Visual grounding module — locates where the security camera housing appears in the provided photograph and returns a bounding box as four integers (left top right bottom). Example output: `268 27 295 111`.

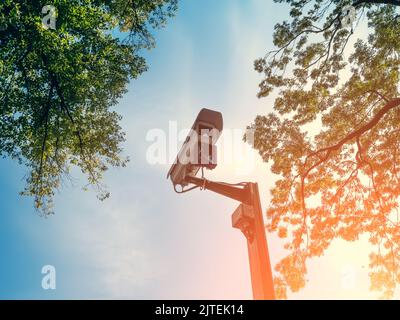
167 108 223 188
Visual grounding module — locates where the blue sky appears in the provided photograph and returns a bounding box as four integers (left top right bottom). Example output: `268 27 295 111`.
0 0 377 299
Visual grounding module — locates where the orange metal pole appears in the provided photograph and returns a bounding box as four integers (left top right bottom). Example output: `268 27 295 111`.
232 183 275 300
185 176 275 299
247 183 275 300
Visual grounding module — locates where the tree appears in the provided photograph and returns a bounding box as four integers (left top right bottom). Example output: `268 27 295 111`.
249 0 400 299
0 0 177 215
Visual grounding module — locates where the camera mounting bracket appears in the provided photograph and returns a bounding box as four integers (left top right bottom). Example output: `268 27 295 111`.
184 175 252 204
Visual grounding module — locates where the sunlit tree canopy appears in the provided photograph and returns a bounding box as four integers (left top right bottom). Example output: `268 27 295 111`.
249 0 400 299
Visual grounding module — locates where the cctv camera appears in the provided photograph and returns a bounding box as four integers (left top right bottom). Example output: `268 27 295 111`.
167 108 223 188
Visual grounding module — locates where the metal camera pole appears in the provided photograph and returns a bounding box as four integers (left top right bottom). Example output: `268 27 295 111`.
168 108 275 300
184 176 275 300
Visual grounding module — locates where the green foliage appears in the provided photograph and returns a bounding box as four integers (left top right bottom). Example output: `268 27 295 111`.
0 0 177 215
250 0 400 298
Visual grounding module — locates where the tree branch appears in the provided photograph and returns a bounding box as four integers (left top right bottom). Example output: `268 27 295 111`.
306 97 400 165
36 82 55 191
